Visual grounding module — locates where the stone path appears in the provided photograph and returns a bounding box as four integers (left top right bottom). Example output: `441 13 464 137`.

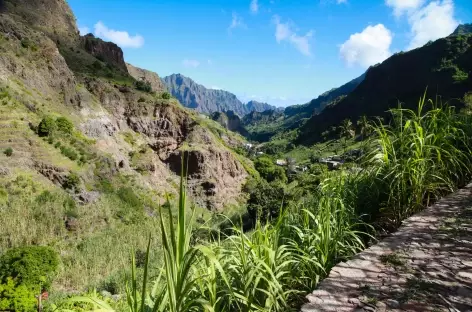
302 183 472 312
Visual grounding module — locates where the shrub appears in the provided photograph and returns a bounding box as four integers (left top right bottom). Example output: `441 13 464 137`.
56 117 74 134
35 190 56 204
135 80 152 93
54 142 61 148
37 116 56 137
161 91 171 99
117 186 141 208
254 156 287 183
4 147 13 157
0 246 60 290
0 278 36 312
64 172 80 190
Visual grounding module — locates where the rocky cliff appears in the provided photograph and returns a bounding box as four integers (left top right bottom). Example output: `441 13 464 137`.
126 63 167 93
81 34 128 73
162 73 276 116
0 0 251 211
246 100 276 113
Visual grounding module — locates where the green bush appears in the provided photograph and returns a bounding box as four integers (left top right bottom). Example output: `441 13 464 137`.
0 246 59 290
64 172 80 190
56 117 74 134
4 147 13 157
0 278 36 312
37 116 56 137
161 91 171 99
117 186 141 209
254 156 287 183
54 142 61 149
135 80 152 93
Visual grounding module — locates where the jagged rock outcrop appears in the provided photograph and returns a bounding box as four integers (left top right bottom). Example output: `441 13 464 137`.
211 111 248 136
82 34 128 73
0 0 252 210
163 73 248 115
3 0 79 45
126 63 167 93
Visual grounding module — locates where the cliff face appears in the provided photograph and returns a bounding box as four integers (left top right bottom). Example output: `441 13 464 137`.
126 63 167 93
0 0 251 211
3 0 79 45
81 34 128 73
163 74 248 115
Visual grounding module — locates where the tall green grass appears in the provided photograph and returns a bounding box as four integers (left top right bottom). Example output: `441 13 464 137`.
365 95 472 226
126 95 472 312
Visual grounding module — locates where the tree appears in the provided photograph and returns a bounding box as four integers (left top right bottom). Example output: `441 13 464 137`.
339 119 354 151
357 115 371 140
254 156 287 183
37 116 56 137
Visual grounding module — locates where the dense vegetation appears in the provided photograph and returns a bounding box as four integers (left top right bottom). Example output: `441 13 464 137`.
35 94 472 312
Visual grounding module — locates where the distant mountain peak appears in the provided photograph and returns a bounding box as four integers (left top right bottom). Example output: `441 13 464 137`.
162 73 275 115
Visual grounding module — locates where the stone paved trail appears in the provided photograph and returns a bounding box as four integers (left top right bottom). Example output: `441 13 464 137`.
302 183 472 312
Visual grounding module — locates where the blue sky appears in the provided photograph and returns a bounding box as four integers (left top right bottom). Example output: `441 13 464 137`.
69 0 472 107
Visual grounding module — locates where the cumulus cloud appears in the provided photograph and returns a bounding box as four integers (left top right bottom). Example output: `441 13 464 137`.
273 15 313 56
228 13 246 32
182 59 200 68
339 24 393 68
78 26 90 35
385 0 425 16
94 21 144 48
250 0 259 13
407 0 459 49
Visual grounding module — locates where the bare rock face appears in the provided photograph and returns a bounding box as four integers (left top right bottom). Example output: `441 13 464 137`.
126 63 167 93
3 0 79 45
82 34 128 73
167 147 248 210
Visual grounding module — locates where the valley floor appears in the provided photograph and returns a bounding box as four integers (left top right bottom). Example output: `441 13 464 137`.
301 183 472 312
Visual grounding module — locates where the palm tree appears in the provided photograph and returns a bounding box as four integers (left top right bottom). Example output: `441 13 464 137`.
339 119 354 151
357 115 370 140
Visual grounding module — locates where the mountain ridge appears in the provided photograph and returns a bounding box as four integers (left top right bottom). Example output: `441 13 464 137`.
162 73 277 115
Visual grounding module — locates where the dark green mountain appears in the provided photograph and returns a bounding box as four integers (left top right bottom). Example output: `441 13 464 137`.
453 23 472 36
242 73 365 142
296 25 472 144
162 74 276 115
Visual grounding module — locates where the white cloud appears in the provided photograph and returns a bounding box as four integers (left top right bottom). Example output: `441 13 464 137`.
182 59 200 68
273 15 313 56
339 24 393 68
407 0 458 49
94 21 144 48
78 26 90 35
228 13 246 32
386 0 425 16
337 0 348 3
250 0 259 13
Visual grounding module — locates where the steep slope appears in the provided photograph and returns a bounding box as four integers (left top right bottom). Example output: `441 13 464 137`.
0 0 253 292
297 26 472 144
126 63 167 93
163 73 248 115
162 73 276 115
246 100 277 112
210 111 248 136
242 73 365 142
